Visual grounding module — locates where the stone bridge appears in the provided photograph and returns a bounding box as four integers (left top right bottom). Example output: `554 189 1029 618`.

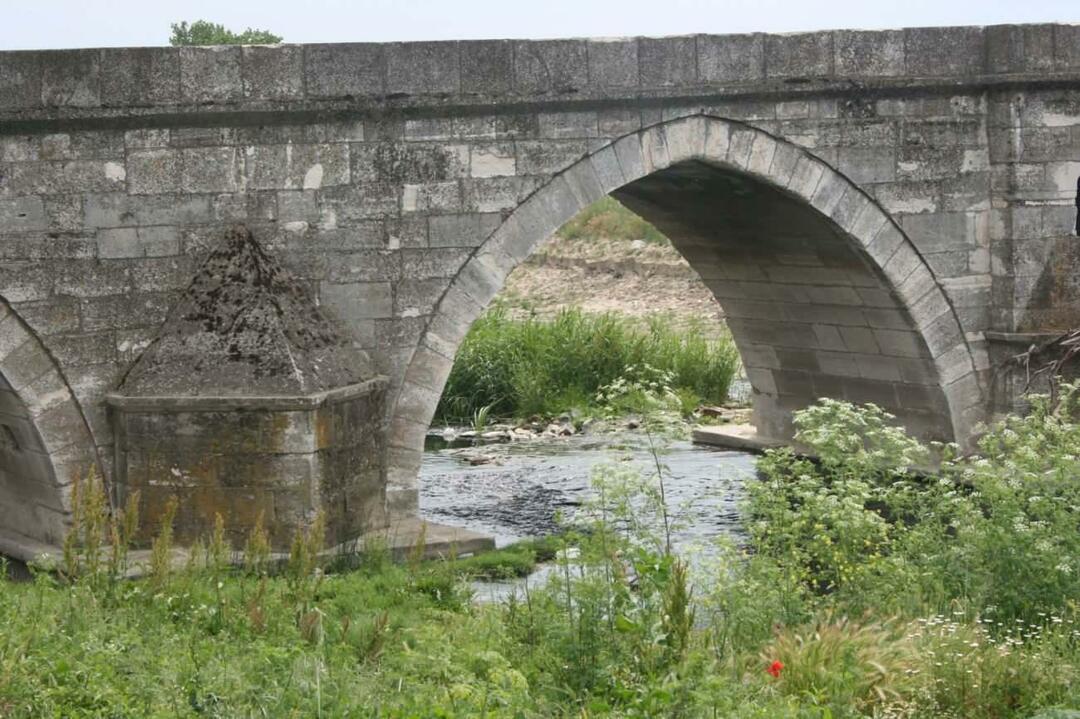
1 23 1079 551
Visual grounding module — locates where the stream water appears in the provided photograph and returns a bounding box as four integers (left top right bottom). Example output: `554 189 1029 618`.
417 430 758 600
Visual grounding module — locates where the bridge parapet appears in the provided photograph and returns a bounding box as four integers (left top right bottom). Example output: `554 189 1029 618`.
1 24 1079 124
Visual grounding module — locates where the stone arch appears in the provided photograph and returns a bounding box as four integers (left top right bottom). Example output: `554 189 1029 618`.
386 114 984 515
0 297 100 551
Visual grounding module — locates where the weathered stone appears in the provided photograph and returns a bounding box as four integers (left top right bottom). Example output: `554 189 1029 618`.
698 33 764 82
41 50 99 107
180 46 242 103
588 39 638 88
460 41 512 94
304 44 385 97
639 37 696 86
387 42 460 94
513 40 587 93
242 45 304 100
766 32 834 78
0 24 1074 549
101 48 180 105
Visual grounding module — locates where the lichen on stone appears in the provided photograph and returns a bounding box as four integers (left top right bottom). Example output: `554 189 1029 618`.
118 225 375 397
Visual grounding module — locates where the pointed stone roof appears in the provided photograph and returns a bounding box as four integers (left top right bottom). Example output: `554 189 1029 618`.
118 225 375 397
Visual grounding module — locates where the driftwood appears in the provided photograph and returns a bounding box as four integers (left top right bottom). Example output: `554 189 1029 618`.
1010 329 1080 405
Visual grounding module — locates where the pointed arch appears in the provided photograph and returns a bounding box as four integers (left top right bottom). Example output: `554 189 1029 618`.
385 114 984 514
0 297 100 552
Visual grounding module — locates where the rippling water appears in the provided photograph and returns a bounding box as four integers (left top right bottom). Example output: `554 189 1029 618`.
418 431 757 551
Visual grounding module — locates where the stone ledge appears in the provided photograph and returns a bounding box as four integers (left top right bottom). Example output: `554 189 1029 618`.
691 423 787 453
985 330 1067 346
104 376 388 412
1 518 494 574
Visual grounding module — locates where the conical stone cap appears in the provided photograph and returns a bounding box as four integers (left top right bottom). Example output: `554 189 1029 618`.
118 225 376 397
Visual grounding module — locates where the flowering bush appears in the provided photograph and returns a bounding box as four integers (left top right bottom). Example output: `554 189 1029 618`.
746 391 1080 627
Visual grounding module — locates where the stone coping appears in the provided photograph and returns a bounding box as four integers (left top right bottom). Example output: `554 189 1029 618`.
105 376 387 412
984 331 1070 346
0 24 1077 124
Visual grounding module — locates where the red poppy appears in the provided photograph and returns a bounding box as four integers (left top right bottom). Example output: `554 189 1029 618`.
766 660 784 678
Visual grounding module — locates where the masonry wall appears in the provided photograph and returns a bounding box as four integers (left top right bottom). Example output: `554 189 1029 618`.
0 23 1078 543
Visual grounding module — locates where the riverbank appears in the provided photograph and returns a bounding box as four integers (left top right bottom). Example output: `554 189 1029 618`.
5 397 1079 716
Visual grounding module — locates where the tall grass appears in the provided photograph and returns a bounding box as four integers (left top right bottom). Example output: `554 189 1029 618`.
556 196 668 245
435 306 740 422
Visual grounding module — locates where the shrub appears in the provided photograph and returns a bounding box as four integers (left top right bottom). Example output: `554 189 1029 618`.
745 392 1080 627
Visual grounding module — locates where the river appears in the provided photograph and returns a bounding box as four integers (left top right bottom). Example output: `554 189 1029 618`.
417 429 758 599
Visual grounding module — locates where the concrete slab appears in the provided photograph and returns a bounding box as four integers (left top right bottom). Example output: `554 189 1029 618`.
691 423 787 453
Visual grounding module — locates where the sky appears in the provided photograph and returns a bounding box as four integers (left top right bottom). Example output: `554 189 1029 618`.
0 0 1076 50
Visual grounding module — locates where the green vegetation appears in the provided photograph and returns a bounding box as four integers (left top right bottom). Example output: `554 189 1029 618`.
557 197 669 245
435 305 741 423
169 20 282 46
3 393 1080 716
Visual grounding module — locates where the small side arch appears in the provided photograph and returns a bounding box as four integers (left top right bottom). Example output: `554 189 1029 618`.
386 113 984 514
0 298 101 550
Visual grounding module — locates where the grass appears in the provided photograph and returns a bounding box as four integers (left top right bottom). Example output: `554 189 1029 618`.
435 306 741 423
5 395 1080 716
556 196 669 246
453 536 560 580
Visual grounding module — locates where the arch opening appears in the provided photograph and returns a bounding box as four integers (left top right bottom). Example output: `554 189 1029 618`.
386 115 983 516
0 371 68 551
0 300 100 554
612 159 951 442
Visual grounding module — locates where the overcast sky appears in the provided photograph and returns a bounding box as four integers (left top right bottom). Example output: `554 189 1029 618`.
1 0 1076 50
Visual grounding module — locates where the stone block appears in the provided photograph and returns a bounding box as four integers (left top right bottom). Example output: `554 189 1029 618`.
513 40 587 93
242 45 304 100
838 147 896 184
834 30 904 76
874 328 927 358
839 326 880 353
387 41 460 94
985 24 1055 74
401 182 463 214
639 36 696 86
460 40 512 93
539 111 599 139
179 46 242 103
470 143 516 178
462 175 544 213
126 149 182 195
785 154 826 199
428 213 494 247
0 197 46 232
101 47 180 105
399 247 472 279
588 38 638 88
900 212 972 253
352 142 466 184
766 32 833 78
698 33 764 82
320 282 393 322
394 277 450 316
904 26 984 76
0 52 41 109
180 147 242 193
1054 24 1080 71
305 44 385 97
515 140 587 175
41 49 99 107
246 143 349 190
